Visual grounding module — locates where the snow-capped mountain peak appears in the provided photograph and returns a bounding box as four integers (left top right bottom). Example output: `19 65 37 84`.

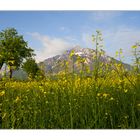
39 46 131 75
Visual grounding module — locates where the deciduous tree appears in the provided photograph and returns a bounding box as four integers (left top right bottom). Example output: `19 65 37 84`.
0 28 34 78
22 58 39 79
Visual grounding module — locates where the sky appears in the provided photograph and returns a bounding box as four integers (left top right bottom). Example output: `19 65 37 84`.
0 11 140 64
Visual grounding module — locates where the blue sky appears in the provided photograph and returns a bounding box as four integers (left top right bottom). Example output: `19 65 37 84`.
0 11 140 64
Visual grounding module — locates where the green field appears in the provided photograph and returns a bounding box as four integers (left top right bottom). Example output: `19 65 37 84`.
1 68 140 129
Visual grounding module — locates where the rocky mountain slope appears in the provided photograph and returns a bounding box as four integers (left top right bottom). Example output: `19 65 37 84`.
38 46 131 75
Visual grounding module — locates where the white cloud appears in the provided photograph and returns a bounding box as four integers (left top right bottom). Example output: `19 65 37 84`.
28 26 140 64
28 32 73 62
103 27 140 63
80 26 140 64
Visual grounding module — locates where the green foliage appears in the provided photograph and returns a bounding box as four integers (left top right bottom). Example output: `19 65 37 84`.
131 42 140 73
22 58 39 79
0 28 35 78
92 30 104 81
1 72 140 129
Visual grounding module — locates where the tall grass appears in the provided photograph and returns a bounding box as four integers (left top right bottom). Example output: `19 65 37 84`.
1 71 140 129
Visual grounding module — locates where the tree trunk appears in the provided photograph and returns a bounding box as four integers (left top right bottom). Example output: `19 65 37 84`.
0 61 4 70
9 65 13 79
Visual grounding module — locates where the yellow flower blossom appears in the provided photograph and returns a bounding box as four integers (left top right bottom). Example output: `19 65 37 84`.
110 97 114 101
15 96 20 102
0 91 5 96
124 89 128 93
103 93 109 98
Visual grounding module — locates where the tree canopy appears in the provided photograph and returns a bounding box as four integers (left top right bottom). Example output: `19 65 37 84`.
0 28 35 78
22 58 39 79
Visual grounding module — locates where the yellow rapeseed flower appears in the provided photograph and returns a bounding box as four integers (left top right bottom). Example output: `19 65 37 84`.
110 97 114 101
103 93 109 98
124 89 128 93
2 113 6 119
97 93 101 97
0 91 5 96
15 96 20 102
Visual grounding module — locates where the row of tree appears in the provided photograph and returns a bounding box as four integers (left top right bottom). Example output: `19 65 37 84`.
0 27 42 79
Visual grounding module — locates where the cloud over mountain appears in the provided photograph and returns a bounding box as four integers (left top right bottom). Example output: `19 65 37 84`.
28 32 73 62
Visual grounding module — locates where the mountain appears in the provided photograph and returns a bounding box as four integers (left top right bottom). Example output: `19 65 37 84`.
38 46 132 75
